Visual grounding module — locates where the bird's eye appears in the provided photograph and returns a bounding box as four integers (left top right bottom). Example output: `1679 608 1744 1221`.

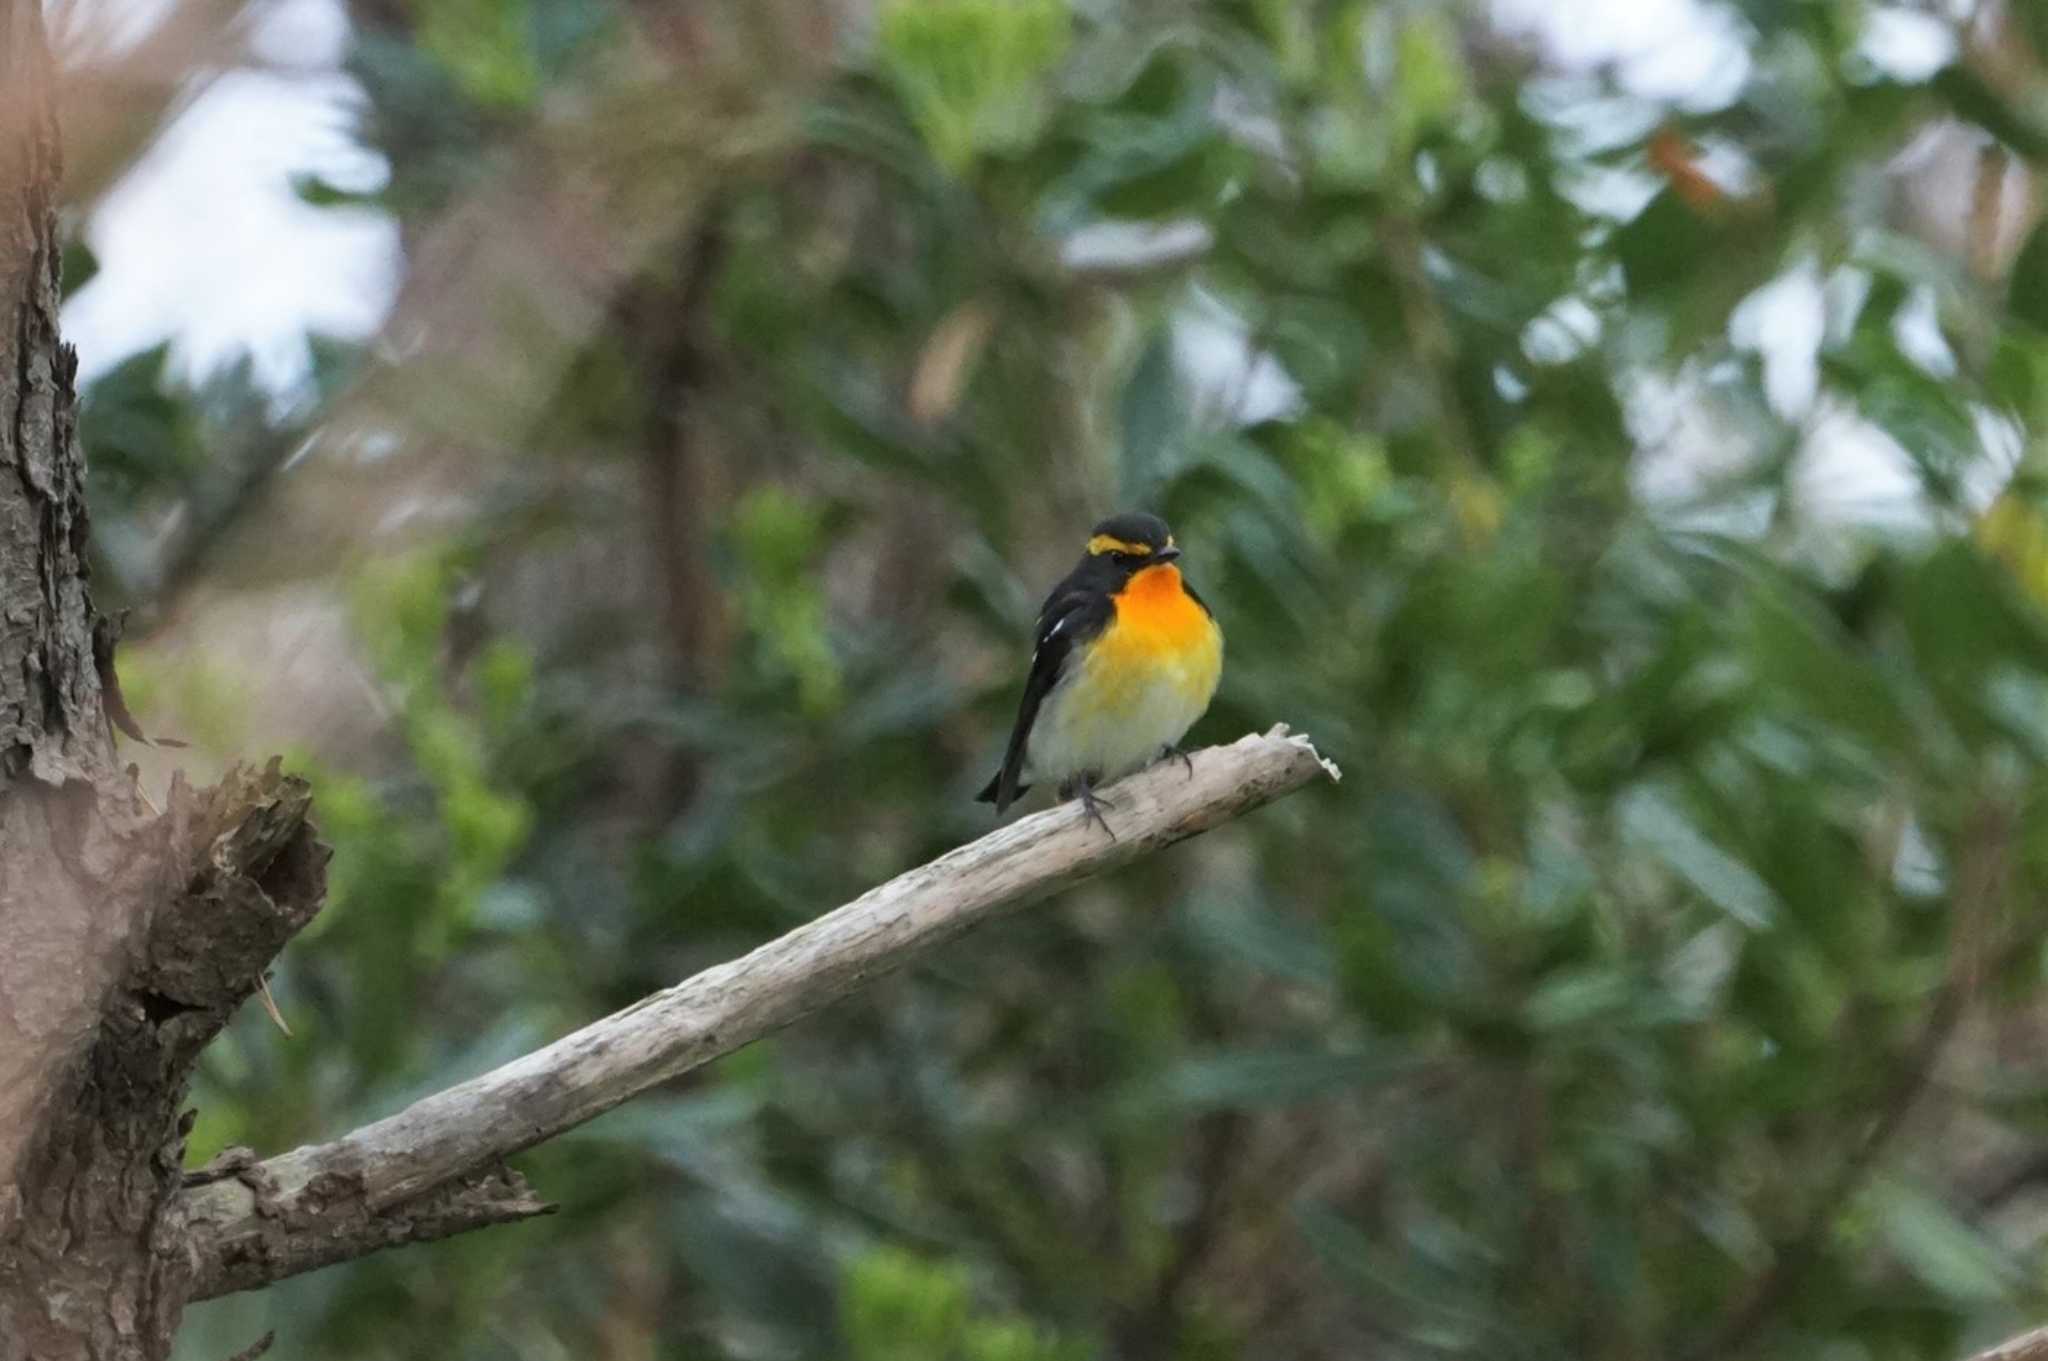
1114 552 1140 568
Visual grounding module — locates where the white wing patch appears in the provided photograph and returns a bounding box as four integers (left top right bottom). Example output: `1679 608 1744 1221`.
1032 616 1069 667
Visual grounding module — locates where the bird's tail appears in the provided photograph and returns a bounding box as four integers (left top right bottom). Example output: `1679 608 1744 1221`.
974 772 1030 810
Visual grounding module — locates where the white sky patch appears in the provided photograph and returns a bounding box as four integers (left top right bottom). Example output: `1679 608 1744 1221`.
1522 295 1603 366
1730 265 1825 421
1893 286 1958 378
1491 0 1752 111
1965 406 2026 512
1172 291 1303 428
246 0 351 64
1790 405 1929 538
1627 361 1774 519
1822 267 1873 347
1852 7 1958 82
61 0 398 391
1059 220 1214 275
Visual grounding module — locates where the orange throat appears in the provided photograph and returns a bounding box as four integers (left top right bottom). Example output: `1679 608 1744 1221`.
1112 564 1210 652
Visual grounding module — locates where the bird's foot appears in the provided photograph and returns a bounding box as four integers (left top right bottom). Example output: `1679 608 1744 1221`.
1160 744 1195 779
1067 776 1117 841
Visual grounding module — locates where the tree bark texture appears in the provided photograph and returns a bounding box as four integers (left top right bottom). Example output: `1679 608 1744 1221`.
0 5 332 1357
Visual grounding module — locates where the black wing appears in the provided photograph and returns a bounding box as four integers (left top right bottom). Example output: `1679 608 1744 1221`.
977 581 1112 813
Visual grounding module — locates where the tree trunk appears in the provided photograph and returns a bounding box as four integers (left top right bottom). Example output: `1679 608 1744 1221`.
0 0 159 1353
0 6 329 1357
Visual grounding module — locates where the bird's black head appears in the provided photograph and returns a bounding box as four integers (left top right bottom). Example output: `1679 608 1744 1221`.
1081 512 1180 581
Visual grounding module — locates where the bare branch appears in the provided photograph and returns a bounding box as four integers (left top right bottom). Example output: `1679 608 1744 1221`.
179 725 1340 1298
179 1153 553 1299
1970 1326 2048 1361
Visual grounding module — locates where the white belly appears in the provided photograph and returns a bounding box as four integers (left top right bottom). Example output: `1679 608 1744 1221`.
1024 639 1217 787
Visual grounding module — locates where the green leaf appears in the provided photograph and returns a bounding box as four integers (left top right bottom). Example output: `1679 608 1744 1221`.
291 173 385 210
2011 219 2048 333
1120 1048 1397 1114
1617 784 1780 929
417 0 539 109
60 238 98 298
843 1248 973 1361
1118 328 1186 492
1179 894 1334 985
2021 0 2048 64
1868 1178 2021 1304
876 0 1071 175
1932 66 2048 160
1613 191 1718 296
1522 967 1636 1031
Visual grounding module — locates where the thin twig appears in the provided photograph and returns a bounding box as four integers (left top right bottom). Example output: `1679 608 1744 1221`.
1970 141 2009 284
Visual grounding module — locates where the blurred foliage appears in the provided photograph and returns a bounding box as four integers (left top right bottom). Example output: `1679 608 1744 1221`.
59 0 2048 1357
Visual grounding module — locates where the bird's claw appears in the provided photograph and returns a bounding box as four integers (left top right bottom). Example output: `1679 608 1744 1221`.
1074 779 1118 841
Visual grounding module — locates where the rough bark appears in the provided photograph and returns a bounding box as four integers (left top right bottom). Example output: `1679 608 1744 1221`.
0 0 148 1350
0 0 99 787
0 5 332 1356
0 757 329 1361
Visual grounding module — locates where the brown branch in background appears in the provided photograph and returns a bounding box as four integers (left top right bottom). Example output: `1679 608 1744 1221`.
643 226 731 699
1118 1107 1246 1361
1970 141 2010 284
1967 1146 2048 1215
179 728 1340 1298
625 223 732 815
1377 214 1487 486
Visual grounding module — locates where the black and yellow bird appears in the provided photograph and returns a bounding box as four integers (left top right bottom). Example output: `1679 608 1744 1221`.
977 512 1223 836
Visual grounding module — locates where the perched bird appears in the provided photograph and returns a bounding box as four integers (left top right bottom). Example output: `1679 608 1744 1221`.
977 512 1223 837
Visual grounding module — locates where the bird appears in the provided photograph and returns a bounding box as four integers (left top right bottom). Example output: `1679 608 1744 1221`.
977 512 1223 838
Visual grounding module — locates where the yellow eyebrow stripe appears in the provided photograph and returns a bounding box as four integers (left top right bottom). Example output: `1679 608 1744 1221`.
1088 535 1153 556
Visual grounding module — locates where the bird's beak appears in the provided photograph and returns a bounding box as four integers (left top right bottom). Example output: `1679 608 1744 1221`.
1155 545 1182 563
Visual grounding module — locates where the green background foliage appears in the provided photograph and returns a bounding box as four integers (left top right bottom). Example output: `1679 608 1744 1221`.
60 0 2048 1356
